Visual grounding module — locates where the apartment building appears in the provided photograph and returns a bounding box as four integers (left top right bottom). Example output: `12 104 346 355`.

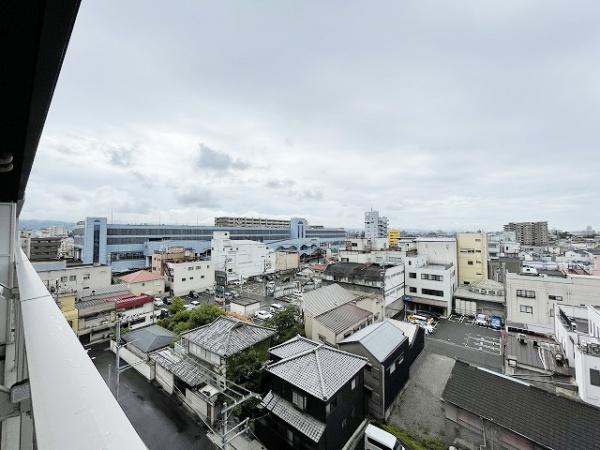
150 246 197 273
503 221 549 246
387 228 400 247
505 271 600 327
21 236 62 261
34 260 112 297
554 304 600 408
365 210 388 239
456 232 488 285
214 216 290 228
487 231 520 260
211 231 274 283
404 256 457 317
165 260 215 296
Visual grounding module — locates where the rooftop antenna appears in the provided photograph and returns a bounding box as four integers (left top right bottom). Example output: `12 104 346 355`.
110 206 113 224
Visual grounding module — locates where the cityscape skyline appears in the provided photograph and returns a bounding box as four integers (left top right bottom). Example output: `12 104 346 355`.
21 0 600 230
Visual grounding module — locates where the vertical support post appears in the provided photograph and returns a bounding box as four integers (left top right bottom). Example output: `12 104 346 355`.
115 317 120 400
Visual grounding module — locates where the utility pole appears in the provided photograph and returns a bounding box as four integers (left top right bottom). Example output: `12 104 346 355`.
115 316 121 401
222 402 228 450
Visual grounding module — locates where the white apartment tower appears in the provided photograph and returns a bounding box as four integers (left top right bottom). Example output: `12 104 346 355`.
365 210 388 239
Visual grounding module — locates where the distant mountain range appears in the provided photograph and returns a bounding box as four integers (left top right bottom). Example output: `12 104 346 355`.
19 219 76 231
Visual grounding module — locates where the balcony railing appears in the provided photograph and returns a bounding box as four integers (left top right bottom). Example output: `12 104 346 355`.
14 248 146 449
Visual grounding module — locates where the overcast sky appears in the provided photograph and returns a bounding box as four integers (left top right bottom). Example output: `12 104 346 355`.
23 1 600 231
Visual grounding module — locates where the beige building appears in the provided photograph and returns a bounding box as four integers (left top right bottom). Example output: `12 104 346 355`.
118 270 165 296
274 251 299 272
457 232 488 285
151 247 197 274
505 271 600 327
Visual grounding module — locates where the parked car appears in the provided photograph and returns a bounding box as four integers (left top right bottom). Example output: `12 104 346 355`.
189 291 200 299
153 298 164 308
232 291 240 299
205 287 215 294
190 300 200 307
254 310 273 321
229 279 241 286
489 315 503 330
269 303 284 313
162 296 172 305
184 304 195 311
158 308 169 319
365 424 406 450
475 314 489 327
224 292 234 301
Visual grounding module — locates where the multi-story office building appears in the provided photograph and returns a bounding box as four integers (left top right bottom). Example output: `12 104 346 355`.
404 256 457 317
211 231 274 283
505 271 600 327
365 210 388 239
73 216 346 272
33 260 112 297
415 237 458 267
165 260 215 296
503 221 549 246
20 236 62 261
456 232 488 285
214 216 290 228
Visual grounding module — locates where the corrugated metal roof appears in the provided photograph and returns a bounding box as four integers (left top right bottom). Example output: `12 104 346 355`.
262 391 325 443
302 283 359 317
315 303 372 334
339 320 406 363
182 316 275 357
268 340 367 400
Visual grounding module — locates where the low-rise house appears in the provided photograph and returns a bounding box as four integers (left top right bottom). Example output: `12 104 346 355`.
302 283 379 345
453 279 505 318
150 346 222 426
118 269 165 296
256 337 368 450
442 360 600 450
180 316 276 382
34 260 112 297
339 320 411 420
105 292 155 330
387 319 424 365
75 297 117 345
114 324 175 380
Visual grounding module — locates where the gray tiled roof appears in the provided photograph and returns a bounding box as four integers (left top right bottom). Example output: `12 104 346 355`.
315 303 372 334
182 316 275 357
268 339 367 400
302 283 359 317
149 347 205 387
443 361 600 450
262 391 325 443
339 320 406 363
269 335 319 360
122 325 175 353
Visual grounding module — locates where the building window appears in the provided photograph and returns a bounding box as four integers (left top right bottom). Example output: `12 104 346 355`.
326 397 337 416
196 266 201 270
409 272 416 278
60 276 68 282
517 289 536 298
181 278 186 282
286 430 294 446
520 305 533 314
201 275 205 279
351 377 357 390
409 287 417 293
421 274 443 281
69 275 76 281
467 261 474 266
189 277 194 280
549 295 563 301
422 288 444 297
389 363 396 374
83 273 90 280
292 391 306 410
590 369 600 386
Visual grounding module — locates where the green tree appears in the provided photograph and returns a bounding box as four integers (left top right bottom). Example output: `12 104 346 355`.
168 296 186 315
265 304 304 344
161 303 225 334
226 347 268 392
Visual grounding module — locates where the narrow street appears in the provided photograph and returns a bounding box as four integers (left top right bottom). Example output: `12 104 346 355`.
90 345 214 450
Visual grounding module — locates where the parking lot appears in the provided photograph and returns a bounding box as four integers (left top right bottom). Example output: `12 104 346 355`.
425 317 503 371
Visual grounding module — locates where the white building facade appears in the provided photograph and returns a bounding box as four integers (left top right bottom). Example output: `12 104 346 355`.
211 231 274 282
404 256 456 317
554 304 600 408
165 261 215 296
506 272 600 326
34 261 112 297
364 210 388 239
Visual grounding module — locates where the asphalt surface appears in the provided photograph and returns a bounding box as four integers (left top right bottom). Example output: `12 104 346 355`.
426 318 503 371
90 345 213 450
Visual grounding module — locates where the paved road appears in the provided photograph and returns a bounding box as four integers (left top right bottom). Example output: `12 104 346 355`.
90 345 213 450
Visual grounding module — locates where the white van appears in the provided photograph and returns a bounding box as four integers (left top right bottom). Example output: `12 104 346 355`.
365 424 404 450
